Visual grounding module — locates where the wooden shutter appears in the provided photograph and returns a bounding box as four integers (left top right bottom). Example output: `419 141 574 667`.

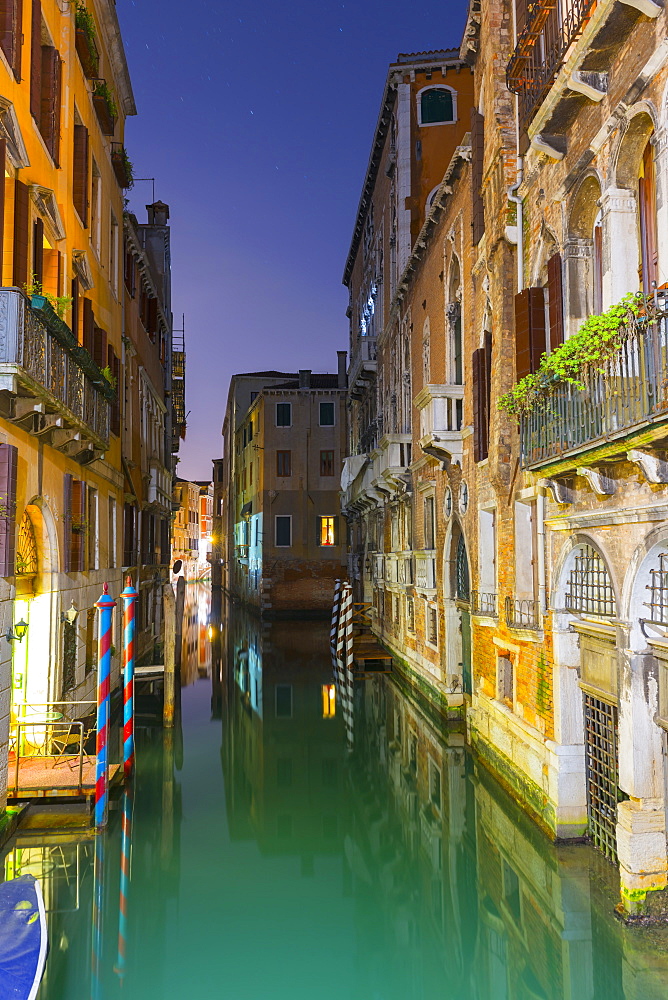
71 479 86 572
470 108 485 246
71 277 79 340
32 216 43 287
12 178 29 288
82 298 94 355
147 296 158 339
63 472 72 573
515 0 529 34
0 139 5 279
639 139 658 295
92 325 107 369
0 443 17 577
472 347 483 463
515 287 546 380
547 252 564 351
109 345 120 436
0 0 21 79
29 0 41 120
73 123 88 225
40 45 61 164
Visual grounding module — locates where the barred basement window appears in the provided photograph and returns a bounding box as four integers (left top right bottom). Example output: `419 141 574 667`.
406 596 415 632
646 553 668 624
565 545 615 617
394 595 400 626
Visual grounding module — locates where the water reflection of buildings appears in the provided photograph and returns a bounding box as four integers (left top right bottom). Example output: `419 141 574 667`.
222 613 347 861
350 674 668 1000
180 582 212 687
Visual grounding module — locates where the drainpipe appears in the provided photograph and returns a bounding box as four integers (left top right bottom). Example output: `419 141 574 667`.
508 157 524 292
537 487 546 614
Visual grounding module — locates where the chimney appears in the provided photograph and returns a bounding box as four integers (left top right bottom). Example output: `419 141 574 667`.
337 351 347 389
146 200 170 225
299 369 311 389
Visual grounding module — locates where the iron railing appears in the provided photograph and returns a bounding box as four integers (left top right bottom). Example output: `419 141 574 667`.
646 553 668 624
0 288 110 446
10 700 97 796
565 544 616 617
471 590 498 618
507 0 597 132
520 296 668 468
505 596 541 630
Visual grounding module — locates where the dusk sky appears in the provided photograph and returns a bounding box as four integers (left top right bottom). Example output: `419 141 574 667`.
117 0 469 480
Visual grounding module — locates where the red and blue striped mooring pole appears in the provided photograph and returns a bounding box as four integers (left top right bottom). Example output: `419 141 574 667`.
121 577 138 778
95 583 116 829
115 784 134 983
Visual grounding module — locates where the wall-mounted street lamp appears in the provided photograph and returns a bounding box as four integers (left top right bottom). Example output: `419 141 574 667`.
4 619 28 643
61 602 79 626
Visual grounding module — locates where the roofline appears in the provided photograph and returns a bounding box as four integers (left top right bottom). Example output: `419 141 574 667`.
98 0 137 117
342 50 468 287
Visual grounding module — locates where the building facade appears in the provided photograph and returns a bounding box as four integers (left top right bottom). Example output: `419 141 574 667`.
222 363 348 616
171 480 200 581
344 6 668 915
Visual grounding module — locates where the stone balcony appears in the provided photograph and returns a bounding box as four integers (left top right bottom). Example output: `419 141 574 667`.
148 460 172 509
348 336 377 399
0 288 111 459
375 433 412 495
414 384 464 467
414 551 436 592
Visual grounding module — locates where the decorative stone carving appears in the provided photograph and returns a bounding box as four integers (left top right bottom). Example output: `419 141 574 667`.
576 466 617 496
627 450 668 484
538 478 574 504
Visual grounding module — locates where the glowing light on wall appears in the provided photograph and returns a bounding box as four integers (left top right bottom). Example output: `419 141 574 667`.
322 684 336 718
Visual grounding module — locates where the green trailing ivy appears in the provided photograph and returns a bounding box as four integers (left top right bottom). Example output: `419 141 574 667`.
498 293 645 416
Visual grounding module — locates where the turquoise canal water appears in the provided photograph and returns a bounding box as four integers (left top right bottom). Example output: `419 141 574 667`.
7 599 668 999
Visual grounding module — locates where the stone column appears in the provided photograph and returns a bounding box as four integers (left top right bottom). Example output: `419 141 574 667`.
616 647 668 914
599 187 639 309
563 238 594 339
550 610 588 838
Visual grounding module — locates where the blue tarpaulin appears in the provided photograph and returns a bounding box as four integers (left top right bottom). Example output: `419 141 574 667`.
0 875 47 1000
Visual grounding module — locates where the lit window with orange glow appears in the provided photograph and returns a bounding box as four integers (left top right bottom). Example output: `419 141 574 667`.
322 684 336 717
319 516 336 546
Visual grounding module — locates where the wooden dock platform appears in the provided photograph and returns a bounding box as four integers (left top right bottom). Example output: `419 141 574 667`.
352 635 394 673
8 757 122 802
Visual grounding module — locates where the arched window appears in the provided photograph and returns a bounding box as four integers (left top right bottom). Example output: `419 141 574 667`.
638 136 658 294
16 511 38 577
418 87 456 126
565 544 615 617
593 209 603 315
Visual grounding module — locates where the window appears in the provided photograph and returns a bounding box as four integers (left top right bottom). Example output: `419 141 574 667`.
394 595 400 626
497 655 513 707
110 214 118 295
473 331 492 461
429 761 441 809
276 758 293 787
424 495 435 550
478 508 496 596
319 401 335 426
406 596 415 632
320 450 334 476
565 544 615 617
427 604 438 646
275 684 293 718
73 120 89 226
276 402 291 427
108 496 116 569
639 137 658 295
248 419 253 441
275 515 291 547
0 0 22 78
90 160 101 254
418 87 455 125
318 516 336 546
250 391 258 403
85 607 96 673
31 16 62 164
276 450 291 477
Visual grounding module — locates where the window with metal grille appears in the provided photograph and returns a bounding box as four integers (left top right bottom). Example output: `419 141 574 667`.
406 596 415 632
456 534 470 601
62 620 77 693
584 694 626 862
427 604 438 646
565 545 615 616
394 595 400 626
646 552 668 624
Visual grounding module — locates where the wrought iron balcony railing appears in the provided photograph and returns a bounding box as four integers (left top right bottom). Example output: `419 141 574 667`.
507 0 597 133
471 590 498 618
0 288 111 450
505 596 541 630
520 296 668 469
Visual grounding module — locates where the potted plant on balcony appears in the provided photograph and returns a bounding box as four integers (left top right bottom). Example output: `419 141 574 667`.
111 144 133 189
74 4 99 78
24 276 76 351
92 80 117 136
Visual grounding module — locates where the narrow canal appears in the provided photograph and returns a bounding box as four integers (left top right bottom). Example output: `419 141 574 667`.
7 593 668 999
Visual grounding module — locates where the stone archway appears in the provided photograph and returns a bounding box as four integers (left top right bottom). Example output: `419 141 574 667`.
565 172 603 335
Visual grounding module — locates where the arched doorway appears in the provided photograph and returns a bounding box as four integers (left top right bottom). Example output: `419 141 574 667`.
443 520 471 696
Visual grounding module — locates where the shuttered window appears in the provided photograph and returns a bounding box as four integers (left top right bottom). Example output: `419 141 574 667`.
471 108 485 245
82 298 94 355
0 443 17 577
70 477 86 572
29 0 40 120
108 344 120 436
39 44 61 164
71 277 79 340
514 287 546 382
639 138 658 295
32 216 43 287
92 324 107 370
0 0 22 79
13 178 29 288
73 123 89 225
547 252 564 351
0 139 6 276
473 331 492 463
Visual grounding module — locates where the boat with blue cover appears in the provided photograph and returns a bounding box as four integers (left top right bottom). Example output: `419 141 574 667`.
0 874 47 999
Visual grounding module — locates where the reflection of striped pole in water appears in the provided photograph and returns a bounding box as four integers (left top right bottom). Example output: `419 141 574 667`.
330 579 342 654
344 584 354 676
95 584 117 829
115 784 133 982
91 831 104 1000
336 583 349 664
121 578 138 778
